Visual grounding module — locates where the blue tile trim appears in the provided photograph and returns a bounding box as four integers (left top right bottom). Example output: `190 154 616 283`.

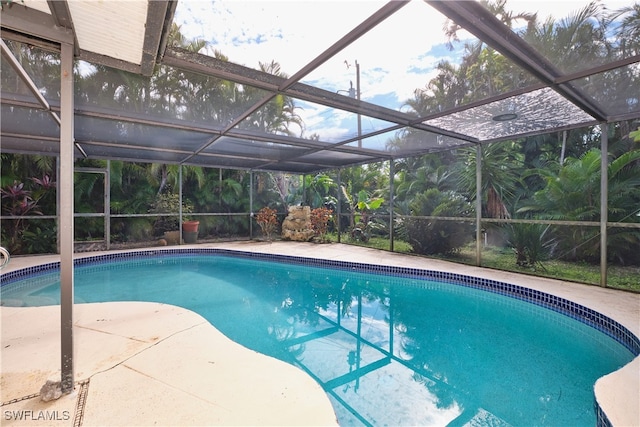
595 399 613 427
2 248 639 358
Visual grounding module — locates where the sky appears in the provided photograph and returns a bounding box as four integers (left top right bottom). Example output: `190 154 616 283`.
173 0 634 146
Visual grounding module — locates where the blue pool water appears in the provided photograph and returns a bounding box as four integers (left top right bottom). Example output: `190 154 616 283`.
1 253 635 426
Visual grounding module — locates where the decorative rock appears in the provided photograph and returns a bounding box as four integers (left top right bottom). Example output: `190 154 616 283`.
39 380 62 402
281 206 315 241
163 230 180 245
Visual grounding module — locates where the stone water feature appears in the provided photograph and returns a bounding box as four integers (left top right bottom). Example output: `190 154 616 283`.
281 206 315 241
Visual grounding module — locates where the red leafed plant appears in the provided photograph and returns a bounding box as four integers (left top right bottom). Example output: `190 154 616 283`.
1 175 56 253
256 207 278 241
310 207 333 242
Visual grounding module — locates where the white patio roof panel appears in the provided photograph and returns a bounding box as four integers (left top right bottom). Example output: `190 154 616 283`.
66 1 148 65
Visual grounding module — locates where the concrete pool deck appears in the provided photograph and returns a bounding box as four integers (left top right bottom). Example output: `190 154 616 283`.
1 241 638 426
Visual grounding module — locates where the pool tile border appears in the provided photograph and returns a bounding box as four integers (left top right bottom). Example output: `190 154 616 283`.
2 247 638 358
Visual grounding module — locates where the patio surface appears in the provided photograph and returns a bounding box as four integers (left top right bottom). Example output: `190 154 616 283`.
1 241 638 426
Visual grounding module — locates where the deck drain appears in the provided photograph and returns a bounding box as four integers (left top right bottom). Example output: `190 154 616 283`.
73 379 90 427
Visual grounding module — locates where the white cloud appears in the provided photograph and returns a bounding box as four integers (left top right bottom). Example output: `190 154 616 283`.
176 0 386 72
174 1 468 141
175 0 456 109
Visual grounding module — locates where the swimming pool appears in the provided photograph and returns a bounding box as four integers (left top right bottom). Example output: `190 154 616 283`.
1 249 638 426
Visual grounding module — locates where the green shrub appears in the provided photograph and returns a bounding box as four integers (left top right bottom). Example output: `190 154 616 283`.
149 193 193 236
503 223 557 270
405 189 475 255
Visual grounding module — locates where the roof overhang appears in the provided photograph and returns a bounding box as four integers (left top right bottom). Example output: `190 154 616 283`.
0 0 175 76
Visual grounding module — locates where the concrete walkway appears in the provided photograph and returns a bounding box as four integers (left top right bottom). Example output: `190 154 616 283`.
1 242 638 426
1 301 337 426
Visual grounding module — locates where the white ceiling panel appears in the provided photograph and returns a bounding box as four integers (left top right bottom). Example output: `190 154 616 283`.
67 0 148 65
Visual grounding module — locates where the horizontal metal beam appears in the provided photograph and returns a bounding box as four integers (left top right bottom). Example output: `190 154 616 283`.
163 47 477 144
0 4 74 45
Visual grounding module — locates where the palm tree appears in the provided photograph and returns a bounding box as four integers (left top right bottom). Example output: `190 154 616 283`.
608 3 640 57
394 153 455 204
456 142 521 219
519 148 640 262
247 61 303 136
443 0 537 49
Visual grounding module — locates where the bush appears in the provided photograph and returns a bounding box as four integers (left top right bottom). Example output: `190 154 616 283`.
405 189 475 255
256 207 278 240
149 193 193 236
504 223 557 270
310 207 333 242
1 176 56 254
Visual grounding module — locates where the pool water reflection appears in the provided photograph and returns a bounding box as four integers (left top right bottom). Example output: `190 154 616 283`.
1 254 634 426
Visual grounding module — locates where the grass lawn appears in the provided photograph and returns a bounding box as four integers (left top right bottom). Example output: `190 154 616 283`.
329 234 639 293
458 245 640 293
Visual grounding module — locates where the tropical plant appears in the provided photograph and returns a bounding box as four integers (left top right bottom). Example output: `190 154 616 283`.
297 173 337 208
344 189 386 243
21 222 57 253
394 153 456 203
503 223 557 270
310 207 333 242
255 207 278 241
149 192 193 236
0 175 56 254
456 142 521 219
520 148 640 263
405 189 475 255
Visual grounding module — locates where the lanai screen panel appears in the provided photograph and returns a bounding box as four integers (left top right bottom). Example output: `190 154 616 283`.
75 63 274 129
423 88 597 142
301 1 541 111
1 40 61 101
74 116 213 155
1 0 639 173
571 64 640 119
479 1 639 75
202 136 310 162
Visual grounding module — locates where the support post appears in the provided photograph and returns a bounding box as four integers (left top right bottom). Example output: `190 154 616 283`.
356 61 362 148
302 173 307 205
475 144 483 266
179 165 183 244
59 42 75 394
249 171 254 239
337 170 342 243
105 160 111 250
56 157 60 254
389 160 394 252
600 124 608 286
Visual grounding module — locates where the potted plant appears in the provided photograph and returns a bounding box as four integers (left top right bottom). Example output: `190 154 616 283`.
182 218 199 243
150 193 194 245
